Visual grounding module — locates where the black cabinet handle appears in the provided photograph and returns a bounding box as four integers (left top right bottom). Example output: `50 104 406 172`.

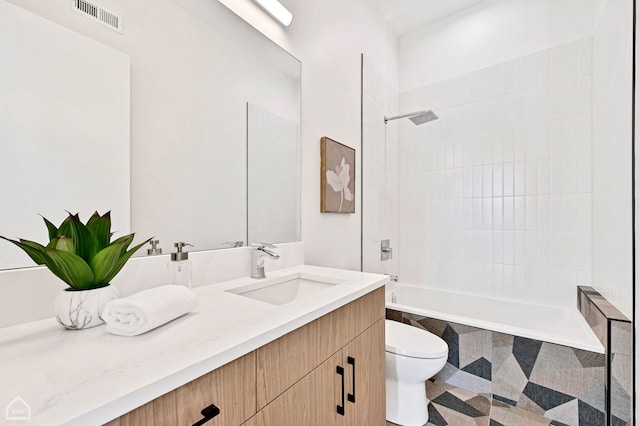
347 356 356 403
192 404 220 426
336 365 345 415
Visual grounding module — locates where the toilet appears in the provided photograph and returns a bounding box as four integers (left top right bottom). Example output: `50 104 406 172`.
385 319 449 426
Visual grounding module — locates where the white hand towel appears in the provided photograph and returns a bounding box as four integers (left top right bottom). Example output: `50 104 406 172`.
102 285 197 336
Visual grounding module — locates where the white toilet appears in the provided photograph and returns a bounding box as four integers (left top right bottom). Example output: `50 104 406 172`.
385 319 449 426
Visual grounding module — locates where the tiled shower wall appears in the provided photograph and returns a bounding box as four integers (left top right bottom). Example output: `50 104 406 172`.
398 37 594 309
362 56 399 276
591 0 633 319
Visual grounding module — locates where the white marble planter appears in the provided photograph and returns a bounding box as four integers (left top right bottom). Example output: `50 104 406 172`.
54 285 120 329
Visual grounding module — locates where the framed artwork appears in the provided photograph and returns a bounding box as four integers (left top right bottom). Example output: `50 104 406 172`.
321 137 356 213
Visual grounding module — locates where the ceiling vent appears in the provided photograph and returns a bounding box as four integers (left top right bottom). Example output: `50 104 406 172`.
72 0 122 33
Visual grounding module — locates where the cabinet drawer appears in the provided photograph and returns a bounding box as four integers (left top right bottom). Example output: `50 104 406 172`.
256 287 384 408
176 351 256 426
105 351 256 426
104 392 176 426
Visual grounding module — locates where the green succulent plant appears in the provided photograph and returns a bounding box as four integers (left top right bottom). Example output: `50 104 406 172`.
1 211 151 290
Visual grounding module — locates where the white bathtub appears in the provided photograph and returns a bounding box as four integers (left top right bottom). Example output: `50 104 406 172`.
386 284 604 354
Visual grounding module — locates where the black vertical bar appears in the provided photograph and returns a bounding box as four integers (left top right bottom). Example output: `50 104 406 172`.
336 365 345 415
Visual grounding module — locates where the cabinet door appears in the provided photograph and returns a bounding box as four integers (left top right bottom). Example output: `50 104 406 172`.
175 351 256 426
343 319 386 426
257 287 384 408
256 351 343 426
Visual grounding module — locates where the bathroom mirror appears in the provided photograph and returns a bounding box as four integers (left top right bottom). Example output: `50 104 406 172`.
0 0 301 270
0 1 130 269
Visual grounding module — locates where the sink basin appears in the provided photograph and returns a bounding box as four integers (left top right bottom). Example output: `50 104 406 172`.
227 273 342 305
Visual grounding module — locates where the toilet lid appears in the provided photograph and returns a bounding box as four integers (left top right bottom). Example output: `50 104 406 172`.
385 320 448 359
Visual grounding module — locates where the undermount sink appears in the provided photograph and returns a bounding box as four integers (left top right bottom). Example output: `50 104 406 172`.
227 273 343 305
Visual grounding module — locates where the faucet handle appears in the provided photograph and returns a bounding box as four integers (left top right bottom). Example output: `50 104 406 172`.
251 242 277 249
222 241 244 248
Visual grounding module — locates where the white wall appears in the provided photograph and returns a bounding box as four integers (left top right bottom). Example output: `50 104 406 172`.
398 38 594 308
592 0 633 319
399 0 598 91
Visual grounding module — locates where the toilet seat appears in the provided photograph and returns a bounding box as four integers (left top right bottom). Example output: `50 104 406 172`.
385 320 448 359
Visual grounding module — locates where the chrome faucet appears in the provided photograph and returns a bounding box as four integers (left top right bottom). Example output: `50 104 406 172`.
251 242 280 278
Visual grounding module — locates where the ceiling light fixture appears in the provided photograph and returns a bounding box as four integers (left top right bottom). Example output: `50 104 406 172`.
252 0 292 26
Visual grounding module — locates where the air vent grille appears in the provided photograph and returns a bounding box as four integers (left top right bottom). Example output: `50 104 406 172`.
72 0 122 33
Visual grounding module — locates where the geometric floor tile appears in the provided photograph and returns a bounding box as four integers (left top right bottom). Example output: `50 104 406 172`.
490 399 560 426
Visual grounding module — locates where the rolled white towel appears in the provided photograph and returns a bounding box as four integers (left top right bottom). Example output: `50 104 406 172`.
102 285 197 336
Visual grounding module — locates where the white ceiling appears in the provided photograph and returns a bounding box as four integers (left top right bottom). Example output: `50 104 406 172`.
376 0 489 36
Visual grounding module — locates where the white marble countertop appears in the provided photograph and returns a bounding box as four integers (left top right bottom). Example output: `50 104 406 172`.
0 265 388 425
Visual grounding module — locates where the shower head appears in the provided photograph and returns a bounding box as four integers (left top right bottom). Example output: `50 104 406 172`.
384 110 438 126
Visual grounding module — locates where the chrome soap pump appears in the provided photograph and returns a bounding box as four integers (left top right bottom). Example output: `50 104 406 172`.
168 242 193 288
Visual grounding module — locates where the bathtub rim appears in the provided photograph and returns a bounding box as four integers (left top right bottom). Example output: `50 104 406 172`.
385 283 605 354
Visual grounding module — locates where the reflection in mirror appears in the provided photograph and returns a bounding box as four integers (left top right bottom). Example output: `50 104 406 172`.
0 0 301 270
248 103 301 244
0 1 130 269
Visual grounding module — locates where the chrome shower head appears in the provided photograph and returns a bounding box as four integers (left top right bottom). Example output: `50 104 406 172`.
384 110 438 126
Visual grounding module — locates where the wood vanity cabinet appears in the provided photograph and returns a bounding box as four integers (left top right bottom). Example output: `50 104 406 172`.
104 287 385 426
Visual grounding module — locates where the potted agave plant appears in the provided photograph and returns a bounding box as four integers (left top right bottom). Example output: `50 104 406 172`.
1 211 150 330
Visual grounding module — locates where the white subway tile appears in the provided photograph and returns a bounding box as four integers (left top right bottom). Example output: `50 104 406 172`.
503 196 514 231
493 164 503 197
576 37 592 76
525 88 540 124
564 41 578 80
463 167 473 198
513 161 526 195
525 230 538 266
473 165 483 197
514 196 526 230
551 157 565 194
493 231 504 263
513 128 526 161
503 162 514 196
550 232 564 268
503 231 514 265
537 231 551 267
551 45 564 83
513 231 526 265
493 197 503 230
538 49 552 86
483 198 493 230
473 198 483 229
483 164 493 196
538 158 552 194
538 195 551 231
525 195 538 231
550 194 565 231
526 159 538 194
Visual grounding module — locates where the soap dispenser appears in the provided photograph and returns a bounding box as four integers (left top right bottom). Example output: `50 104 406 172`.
168 242 193 288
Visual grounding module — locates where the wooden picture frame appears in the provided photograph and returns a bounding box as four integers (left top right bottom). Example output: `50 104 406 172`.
320 137 356 213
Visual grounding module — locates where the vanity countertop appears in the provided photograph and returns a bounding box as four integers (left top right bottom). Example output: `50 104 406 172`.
0 265 388 425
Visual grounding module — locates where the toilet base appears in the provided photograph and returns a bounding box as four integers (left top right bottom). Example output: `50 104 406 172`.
385 377 429 426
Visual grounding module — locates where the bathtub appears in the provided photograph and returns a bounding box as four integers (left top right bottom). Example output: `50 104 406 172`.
386 283 604 353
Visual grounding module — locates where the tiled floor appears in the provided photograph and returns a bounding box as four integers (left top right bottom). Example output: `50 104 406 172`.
386 380 570 426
